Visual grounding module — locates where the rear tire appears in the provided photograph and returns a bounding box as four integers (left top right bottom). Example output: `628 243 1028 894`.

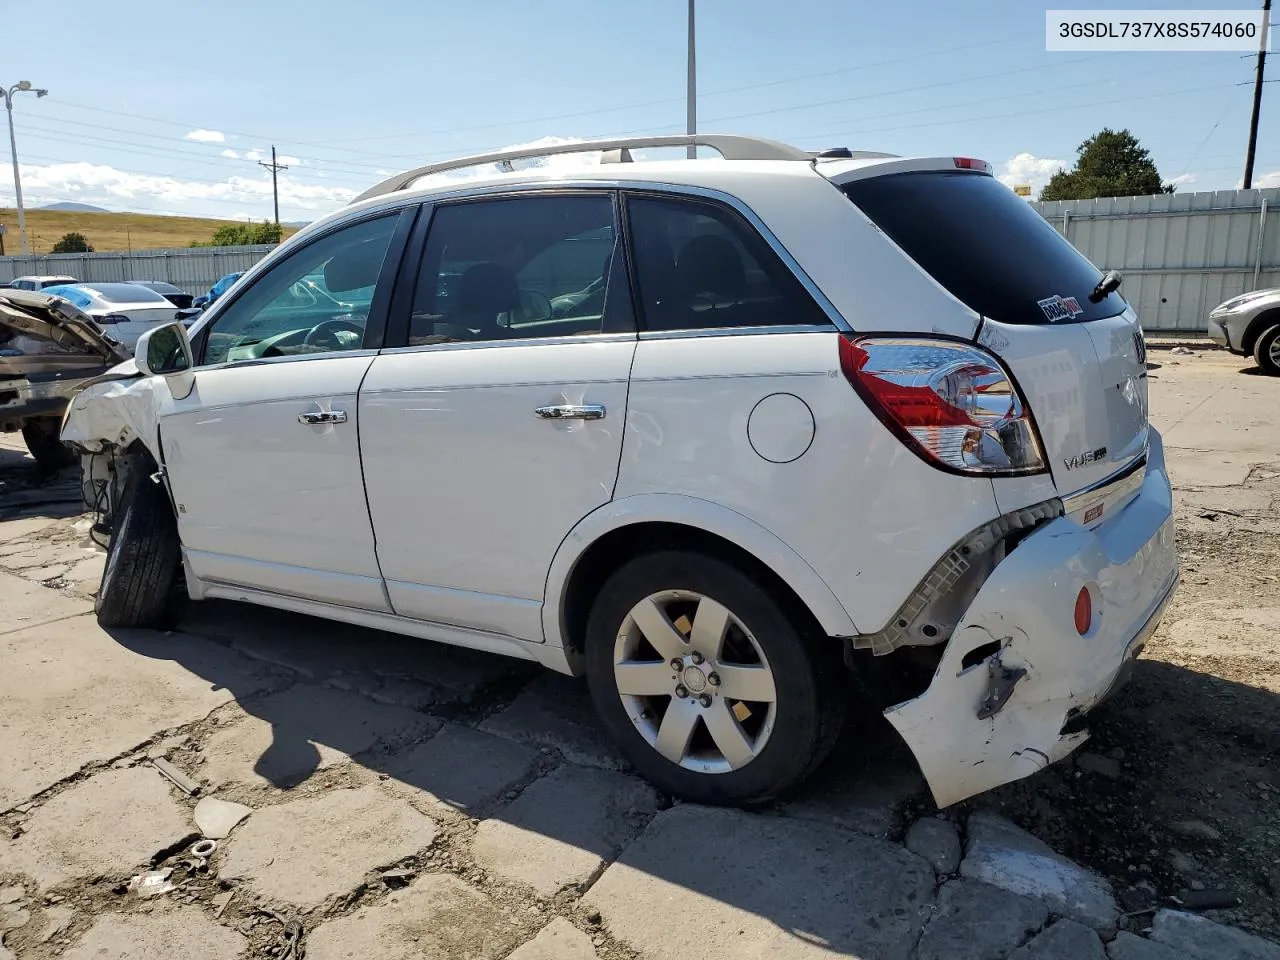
584 550 846 805
95 455 182 629
22 417 76 471
1253 325 1280 376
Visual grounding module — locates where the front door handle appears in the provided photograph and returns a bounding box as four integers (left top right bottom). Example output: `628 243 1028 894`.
535 404 605 421
298 410 348 425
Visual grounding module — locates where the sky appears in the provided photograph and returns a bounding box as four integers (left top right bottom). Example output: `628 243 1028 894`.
0 0 1276 224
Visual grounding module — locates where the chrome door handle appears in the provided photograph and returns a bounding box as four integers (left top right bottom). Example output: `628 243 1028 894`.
298 410 348 425
535 404 606 421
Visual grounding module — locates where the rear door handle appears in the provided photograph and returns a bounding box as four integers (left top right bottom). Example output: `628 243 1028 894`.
298 410 348 425
535 404 605 421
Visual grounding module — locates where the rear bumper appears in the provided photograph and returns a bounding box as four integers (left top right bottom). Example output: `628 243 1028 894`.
885 429 1179 807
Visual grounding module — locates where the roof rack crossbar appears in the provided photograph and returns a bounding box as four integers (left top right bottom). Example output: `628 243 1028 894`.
351 134 812 203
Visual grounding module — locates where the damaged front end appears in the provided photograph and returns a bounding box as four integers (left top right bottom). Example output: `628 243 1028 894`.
859 433 1179 808
0 289 129 434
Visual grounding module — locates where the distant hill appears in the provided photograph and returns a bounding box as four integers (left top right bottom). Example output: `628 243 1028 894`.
38 201 110 213
0 208 300 255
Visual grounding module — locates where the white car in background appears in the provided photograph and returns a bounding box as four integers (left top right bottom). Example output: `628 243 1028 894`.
61 134 1178 809
42 282 187 354
8 275 79 291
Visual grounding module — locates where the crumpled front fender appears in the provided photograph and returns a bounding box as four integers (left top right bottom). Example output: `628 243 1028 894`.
59 358 165 462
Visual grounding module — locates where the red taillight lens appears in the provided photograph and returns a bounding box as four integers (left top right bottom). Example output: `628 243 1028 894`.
953 157 991 173
838 336 1046 475
1074 587 1093 635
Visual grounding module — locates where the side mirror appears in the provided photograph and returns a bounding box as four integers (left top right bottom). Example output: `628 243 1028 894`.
134 322 196 400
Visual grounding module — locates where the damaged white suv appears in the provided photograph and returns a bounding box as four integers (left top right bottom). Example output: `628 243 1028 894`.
62 135 1179 808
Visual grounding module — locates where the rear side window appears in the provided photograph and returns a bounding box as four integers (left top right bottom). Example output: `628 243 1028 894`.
625 194 828 332
842 172 1124 325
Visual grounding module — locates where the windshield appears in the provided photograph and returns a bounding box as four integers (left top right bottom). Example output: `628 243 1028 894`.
842 172 1125 325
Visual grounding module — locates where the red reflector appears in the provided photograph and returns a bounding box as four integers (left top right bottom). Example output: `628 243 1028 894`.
1074 588 1093 635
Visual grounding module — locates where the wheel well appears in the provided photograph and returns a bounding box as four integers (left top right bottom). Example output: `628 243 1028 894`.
559 521 828 657
1242 308 1280 356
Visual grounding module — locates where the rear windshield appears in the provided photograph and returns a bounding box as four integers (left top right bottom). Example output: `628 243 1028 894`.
82 282 169 304
842 172 1125 325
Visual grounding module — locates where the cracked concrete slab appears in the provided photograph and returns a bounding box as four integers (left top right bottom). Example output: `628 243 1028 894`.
915 879 1048 960
0 570 90 638
961 811 1118 934
218 785 438 908
478 674 623 769
0 614 272 810
508 917 598 960
199 684 435 789
1149 909 1280 960
305 873 525 960
382 723 540 816
0 767 189 890
59 908 246 960
472 766 657 897
1107 932 1197 960
1009 919 1106 960
585 804 935 960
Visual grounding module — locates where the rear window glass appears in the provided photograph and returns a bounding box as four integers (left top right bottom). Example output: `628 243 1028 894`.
842 172 1125 325
83 282 169 304
42 285 94 309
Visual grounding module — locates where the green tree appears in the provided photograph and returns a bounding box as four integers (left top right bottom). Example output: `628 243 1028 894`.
194 221 284 247
1040 128 1174 201
51 231 93 253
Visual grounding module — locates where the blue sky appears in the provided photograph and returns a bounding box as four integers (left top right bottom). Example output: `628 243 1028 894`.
1 0 1275 222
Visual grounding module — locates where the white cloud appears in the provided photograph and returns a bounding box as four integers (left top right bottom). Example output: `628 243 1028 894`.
997 152 1066 200
244 148 265 162
277 154 302 167
414 136 602 188
3 161 356 220
220 149 240 159
1249 170 1280 188
1166 173 1197 188
184 129 226 144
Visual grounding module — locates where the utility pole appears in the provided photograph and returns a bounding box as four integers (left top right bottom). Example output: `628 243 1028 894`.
258 145 288 225
686 0 697 159
1243 0 1271 189
2 81 49 255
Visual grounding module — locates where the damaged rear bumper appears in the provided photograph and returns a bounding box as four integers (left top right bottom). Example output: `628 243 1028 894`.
1 366 113 432
884 430 1179 808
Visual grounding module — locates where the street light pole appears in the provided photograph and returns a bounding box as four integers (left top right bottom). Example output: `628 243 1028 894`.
686 0 697 159
2 81 48 256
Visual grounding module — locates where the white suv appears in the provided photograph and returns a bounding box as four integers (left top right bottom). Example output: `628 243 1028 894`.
62 135 1179 808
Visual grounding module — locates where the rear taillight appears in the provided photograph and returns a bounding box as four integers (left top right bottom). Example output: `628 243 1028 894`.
953 157 992 173
838 336 1046 476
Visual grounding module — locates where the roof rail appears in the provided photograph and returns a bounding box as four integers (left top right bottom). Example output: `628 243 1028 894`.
350 134 812 203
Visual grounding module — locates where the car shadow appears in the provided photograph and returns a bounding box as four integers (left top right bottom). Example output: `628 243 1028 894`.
0 446 84 522
1238 365 1271 376
95 594 1280 952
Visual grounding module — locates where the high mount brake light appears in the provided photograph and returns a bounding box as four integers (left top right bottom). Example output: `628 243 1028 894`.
838 336 1047 476
953 157 992 173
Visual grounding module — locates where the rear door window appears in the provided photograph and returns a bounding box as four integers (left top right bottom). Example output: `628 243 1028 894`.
842 172 1125 325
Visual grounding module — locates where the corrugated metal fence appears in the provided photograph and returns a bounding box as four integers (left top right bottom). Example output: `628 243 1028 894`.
1032 188 1279 333
3 187 1277 332
0 244 277 296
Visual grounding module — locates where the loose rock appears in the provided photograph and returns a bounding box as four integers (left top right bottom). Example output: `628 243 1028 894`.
1077 753 1123 779
916 879 1048 960
1010 919 1106 960
1168 821 1223 843
1106 932 1197 960
193 796 254 840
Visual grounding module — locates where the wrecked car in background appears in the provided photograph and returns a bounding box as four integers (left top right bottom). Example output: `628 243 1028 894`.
1 288 129 470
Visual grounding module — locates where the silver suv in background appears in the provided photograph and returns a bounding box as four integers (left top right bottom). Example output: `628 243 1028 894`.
1207 288 1280 375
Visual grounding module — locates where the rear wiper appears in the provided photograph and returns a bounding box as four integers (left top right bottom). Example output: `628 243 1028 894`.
1089 270 1123 303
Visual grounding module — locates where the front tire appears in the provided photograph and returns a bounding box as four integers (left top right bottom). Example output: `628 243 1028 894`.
584 550 846 805
1253 325 1280 376
95 456 182 629
22 418 76 471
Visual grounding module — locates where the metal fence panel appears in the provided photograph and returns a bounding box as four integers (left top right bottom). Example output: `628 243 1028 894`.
0 245 278 295
1032 188 1279 332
